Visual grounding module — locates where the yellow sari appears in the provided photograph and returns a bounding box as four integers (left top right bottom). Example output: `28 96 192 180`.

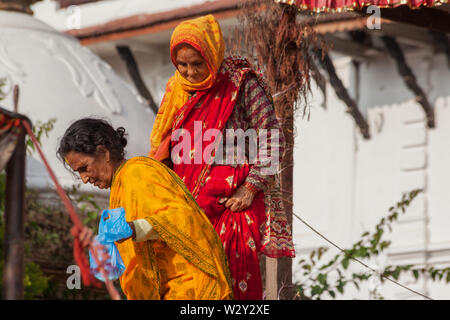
109 156 233 300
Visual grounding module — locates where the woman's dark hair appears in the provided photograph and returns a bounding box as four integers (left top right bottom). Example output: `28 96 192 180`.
57 118 128 164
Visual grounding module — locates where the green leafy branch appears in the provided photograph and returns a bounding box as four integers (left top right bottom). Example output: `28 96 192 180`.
25 118 57 154
294 189 450 300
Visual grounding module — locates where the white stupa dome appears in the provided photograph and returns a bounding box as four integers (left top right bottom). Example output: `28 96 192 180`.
0 10 155 193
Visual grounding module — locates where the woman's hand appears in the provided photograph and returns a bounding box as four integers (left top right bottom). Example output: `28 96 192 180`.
72 226 94 248
220 184 257 212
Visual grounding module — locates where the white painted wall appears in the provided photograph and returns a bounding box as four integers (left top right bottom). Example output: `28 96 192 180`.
0 11 154 194
293 50 450 300
99 44 175 107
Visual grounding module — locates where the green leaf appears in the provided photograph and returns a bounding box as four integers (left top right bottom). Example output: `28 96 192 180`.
317 247 327 259
295 285 304 296
379 241 391 250
392 268 401 280
431 270 439 281
342 258 350 270
311 285 323 297
354 247 368 258
317 273 327 285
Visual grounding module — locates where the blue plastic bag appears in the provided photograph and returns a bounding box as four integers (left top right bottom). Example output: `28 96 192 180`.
89 236 126 282
89 207 133 282
97 207 133 243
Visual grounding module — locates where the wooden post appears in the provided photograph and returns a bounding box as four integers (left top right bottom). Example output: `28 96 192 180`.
275 109 294 300
265 116 294 300
13 85 19 113
3 128 26 300
265 257 278 299
264 5 296 301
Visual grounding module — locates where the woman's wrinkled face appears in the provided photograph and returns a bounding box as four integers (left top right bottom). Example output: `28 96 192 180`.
65 147 115 190
174 44 209 84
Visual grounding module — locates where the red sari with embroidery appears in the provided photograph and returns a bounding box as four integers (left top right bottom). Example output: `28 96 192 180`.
171 57 266 299
150 15 295 300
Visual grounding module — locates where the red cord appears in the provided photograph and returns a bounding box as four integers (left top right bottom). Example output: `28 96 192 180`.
71 227 102 288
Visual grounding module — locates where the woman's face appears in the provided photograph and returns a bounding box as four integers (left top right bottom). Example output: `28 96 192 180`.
65 147 116 190
174 45 209 84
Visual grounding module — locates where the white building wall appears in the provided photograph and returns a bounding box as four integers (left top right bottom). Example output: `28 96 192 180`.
100 45 175 107
293 50 450 300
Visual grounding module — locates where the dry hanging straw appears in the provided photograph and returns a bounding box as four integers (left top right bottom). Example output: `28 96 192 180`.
227 0 327 121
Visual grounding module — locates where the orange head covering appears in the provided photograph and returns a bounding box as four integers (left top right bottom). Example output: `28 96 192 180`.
149 14 225 160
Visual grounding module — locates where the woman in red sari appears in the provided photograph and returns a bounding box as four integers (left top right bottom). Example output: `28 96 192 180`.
149 14 295 300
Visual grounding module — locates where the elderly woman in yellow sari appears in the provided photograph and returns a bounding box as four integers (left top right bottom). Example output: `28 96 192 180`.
57 118 233 300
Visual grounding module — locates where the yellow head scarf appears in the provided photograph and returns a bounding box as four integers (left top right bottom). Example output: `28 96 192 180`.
149 14 225 160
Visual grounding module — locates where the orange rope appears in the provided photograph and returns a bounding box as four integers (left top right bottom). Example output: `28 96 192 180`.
21 120 121 300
